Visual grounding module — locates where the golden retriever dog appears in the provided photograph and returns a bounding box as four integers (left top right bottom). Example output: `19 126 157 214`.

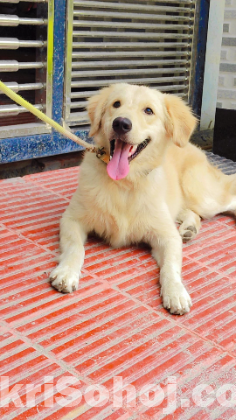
50 83 236 315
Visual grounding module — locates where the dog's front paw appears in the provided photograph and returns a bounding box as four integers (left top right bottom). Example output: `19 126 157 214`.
50 265 80 293
161 282 192 315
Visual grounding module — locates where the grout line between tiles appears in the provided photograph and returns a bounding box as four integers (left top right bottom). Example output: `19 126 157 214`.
22 178 72 203
0 319 93 386
85 269 236 361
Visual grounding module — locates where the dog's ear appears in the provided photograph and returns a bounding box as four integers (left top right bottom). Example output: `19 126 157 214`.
87 86 112 137
164 94 198 147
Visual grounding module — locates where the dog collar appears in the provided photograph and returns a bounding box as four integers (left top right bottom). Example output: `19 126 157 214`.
96 147 110 164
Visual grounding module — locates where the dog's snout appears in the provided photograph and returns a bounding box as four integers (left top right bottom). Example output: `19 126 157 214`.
112 117 132 135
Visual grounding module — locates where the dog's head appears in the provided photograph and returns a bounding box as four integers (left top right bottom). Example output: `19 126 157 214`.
87 83 197 181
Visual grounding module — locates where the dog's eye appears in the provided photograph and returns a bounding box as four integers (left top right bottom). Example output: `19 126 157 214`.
144 107 154 115
113 100 121 108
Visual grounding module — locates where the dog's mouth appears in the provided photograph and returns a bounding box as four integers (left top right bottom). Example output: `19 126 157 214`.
107 137 151 181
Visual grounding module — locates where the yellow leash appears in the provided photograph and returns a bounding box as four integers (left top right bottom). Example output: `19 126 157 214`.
0 80 109 163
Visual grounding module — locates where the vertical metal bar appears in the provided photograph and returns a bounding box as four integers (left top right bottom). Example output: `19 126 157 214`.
185 0 196 103
190 0 210 118
52 0 67 124
64 0 74 121
46 0 54 119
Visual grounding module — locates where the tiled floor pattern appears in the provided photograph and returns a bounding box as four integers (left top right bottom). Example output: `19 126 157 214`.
1 155 236 419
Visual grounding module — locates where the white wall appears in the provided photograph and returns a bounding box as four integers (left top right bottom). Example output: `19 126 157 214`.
200 0 225 130
217 0 236 110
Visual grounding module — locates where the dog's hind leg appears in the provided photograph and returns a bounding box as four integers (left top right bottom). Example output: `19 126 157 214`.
180 154 236 220
185 170 236 221
177 209 201 243
222 174 236 216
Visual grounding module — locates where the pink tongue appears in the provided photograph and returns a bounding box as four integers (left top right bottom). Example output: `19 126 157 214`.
107 139 131 180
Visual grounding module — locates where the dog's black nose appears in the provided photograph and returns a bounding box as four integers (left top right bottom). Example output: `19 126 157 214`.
112 117 132 135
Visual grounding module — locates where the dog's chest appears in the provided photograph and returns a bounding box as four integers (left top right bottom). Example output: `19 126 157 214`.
78 159 171 246
82 180 153 246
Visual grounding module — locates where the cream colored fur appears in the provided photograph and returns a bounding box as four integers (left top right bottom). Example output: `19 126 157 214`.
50 83 236 315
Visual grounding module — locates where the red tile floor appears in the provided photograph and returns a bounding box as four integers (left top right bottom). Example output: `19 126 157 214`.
0 163 236 419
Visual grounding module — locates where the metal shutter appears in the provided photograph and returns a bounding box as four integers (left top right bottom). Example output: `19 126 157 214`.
0 0 53 139
64 0 197 128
